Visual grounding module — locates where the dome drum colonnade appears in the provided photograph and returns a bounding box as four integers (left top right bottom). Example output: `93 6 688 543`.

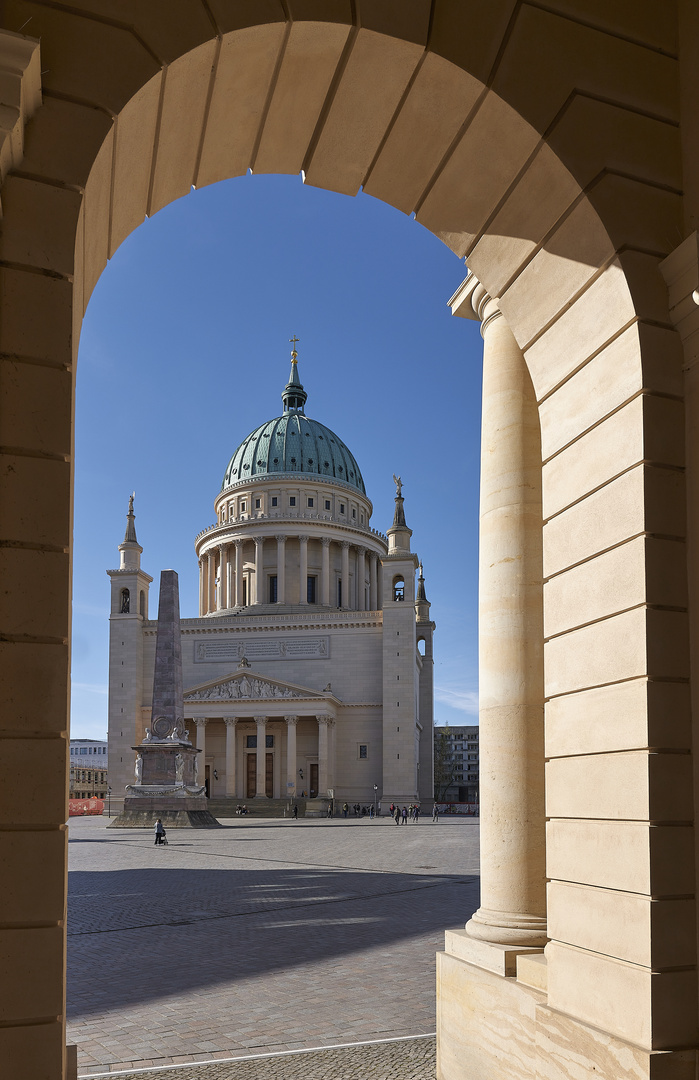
0 5 696 1080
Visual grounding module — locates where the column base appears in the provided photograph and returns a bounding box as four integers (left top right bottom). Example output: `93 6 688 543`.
437 933 696 1080
466 906 548 947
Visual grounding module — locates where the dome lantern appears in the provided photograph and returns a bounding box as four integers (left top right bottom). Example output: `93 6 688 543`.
281 336 307 413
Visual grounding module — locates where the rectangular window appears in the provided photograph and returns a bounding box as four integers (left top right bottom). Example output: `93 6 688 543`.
242 578 248 606
246 735 257 748
80 748 87 754
271 497 278 507
307 497 314 507
307 576 316 604
269 575 278 604
255 498 261 509
359 744 368 759
352 508 356 518
340 503 345 514
337 579 342 607
325 500 331 510
266 734 274 748
241 501 246 512
289 497 296 507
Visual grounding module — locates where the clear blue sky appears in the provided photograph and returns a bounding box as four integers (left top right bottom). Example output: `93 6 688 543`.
71 174 483 739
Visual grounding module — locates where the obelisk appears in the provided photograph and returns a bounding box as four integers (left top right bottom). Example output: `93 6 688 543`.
110 570 219 828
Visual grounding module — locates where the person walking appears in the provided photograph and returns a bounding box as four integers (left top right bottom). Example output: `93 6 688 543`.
292 803 298 820
154 819 165 846
343 802 349 819
432 803 439 822
327 801 333 818
389 802 395 819
394 805 401 825
401 806 408 824
414 804 420 822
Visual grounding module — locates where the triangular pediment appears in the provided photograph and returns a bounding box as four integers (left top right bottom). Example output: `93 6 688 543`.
184 668 328 703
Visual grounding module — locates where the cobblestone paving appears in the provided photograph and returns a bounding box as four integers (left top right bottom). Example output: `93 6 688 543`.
68 816 479 1076
82 1036 436 1080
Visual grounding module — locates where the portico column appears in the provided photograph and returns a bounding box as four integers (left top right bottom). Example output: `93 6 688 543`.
207 551 215 612
321 538 331 605
341 541 350 609
276 535 286 603
199 558 205 615
226 556 232 608
253 536 264 605
356 547 366 611
218 544 227 610
317 716 331 797
298 534 309 604
224 718 237 797
195 718 208 796
285 715 298 797
461 275 546 947
369 553 377 610
234 540 243 607
255 715 267 797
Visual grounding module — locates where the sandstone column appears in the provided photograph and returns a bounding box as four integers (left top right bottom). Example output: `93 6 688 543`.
224 718 237 798
207 551 215 612
195 718 208 795
255 715 267 797
299 534 309 604
464 275 546 948
234 540 244 607
317 716 331 796
276 535 286 603
218 544 227 610
198 558 205 615
321 538 331 605
356 547 366 611
370 553 378 610
285 715 298 797
341 541 350 609
253 536 264 605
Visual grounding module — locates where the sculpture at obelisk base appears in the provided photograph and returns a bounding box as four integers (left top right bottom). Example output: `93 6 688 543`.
110 569 219 828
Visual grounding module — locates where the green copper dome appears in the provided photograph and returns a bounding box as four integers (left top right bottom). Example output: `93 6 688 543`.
221 355 366 494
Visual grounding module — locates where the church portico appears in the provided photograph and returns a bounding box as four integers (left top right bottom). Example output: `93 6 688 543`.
182 667 340 803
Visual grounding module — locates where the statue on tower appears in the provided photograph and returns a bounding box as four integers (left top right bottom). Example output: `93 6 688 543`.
393 473 402 497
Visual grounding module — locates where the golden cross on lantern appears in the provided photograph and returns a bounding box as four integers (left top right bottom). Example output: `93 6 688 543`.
290 335 299 363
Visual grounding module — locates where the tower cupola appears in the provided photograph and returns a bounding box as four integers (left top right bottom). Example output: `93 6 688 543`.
119 493 142 570
387 475 413 554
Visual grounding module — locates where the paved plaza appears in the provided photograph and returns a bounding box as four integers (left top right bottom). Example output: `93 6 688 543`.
67 815 480 1077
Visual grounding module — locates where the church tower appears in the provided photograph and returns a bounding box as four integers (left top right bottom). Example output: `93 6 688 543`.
416 564 436 803
106 496 152 812
381 482 421 807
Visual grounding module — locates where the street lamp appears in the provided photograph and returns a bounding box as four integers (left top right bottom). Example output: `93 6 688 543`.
373 784 378 818
107 786 112 818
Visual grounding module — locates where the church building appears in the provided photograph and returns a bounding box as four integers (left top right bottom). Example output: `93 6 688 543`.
107 348 435 813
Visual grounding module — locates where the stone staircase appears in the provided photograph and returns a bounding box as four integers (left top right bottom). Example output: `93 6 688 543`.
206 797 329 819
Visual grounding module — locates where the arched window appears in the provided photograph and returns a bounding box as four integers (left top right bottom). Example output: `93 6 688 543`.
417 638 426 656
139 590 145 617
392 575 404 602
120 588 130 613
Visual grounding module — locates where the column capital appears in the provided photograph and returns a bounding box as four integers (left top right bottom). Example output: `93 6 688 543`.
341 540 350 550
224 717 237 728
218 542 226 553
356 546 367 556
298 534 309 544
284 715 299 726
316 714 333 726
254 714 266 725
194 717 209 727
253 535 264 545
233 537 243 548
275 534 287 543
321 537 331 548
448 272 503 338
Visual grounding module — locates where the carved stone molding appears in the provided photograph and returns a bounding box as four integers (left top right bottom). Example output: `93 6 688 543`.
285 715 299 726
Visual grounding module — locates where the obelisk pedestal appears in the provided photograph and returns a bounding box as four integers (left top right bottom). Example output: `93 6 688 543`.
110 569 219 828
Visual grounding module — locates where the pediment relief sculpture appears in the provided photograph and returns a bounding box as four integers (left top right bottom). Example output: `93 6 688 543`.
184 674 308 702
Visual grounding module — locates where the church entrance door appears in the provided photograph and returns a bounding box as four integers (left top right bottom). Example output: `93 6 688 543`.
310 763 318 798
266 753 274 798
246 754 255 799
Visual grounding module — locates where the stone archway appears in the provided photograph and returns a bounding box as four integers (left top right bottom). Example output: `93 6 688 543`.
0 6 688 1080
